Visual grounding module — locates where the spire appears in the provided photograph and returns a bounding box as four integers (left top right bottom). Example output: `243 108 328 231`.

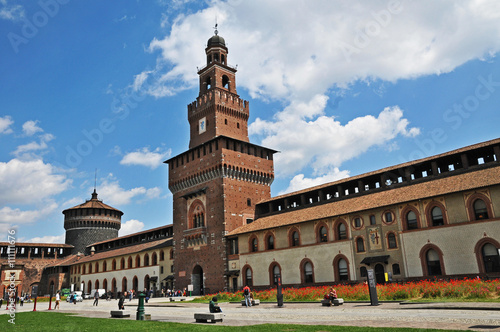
91 169 98 199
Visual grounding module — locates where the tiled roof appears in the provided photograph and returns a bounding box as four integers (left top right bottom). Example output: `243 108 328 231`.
88 224 172 247
63 191 122 213
0 242 73 248
228 166 500 236
44 254 80 267
265 137 500 202
71 238 172 265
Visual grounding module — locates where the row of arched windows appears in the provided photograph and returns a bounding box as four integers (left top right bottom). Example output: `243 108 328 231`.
402 195 493 231
73 249 173 275
242 255 351 287
81 274 152 294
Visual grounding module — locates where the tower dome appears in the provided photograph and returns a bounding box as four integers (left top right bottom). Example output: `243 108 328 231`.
63 190 122 255
207 34 225 47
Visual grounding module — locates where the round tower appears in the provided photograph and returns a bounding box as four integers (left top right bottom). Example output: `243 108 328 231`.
63 190 122 255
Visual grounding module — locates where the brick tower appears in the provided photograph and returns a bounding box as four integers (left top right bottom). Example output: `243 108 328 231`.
63 190 122 255
166 29 276 294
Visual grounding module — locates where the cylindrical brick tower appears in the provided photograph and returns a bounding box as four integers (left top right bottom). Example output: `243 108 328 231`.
63 190 122 255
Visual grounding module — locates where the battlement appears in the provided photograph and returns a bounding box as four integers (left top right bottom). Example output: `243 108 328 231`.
188 89 249 117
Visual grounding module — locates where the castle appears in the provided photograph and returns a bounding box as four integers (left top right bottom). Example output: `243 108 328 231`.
1 31 499 299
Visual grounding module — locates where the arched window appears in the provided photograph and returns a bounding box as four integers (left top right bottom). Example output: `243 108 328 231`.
160 250 165 261
122 277 127 293
383 211 394 224
270 264 281 285
88 263 92 274
250 237 258 252
112 259 116 271
318 226 328 243
387 233 397 249
356 237 365 252
431 206 444 226
266 234 275 250
133 276 138 292
360 266 367 278
426 249 442 276
482 243 500 273
144 254 150 267
152 252 158 265
205 76 212 90
120 258 125 269
337 223 347 240
128 257 133 269
474 199 489 220
95 262 99 273
338 258 348 281
170 249 174 260
103 261 107 272
392 264 401 275
352 217 363 229
95 279 99 290
88 280 92 292
243 266 253 287
222 75 229 89
302 261 314 284
291 230 300 247
103 279 108 292
82 265 86 275
406 211 418 230
135 255 141 268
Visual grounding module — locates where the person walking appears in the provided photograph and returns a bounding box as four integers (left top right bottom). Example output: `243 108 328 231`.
243 285 252 307
55 291 60 309
118 291 126 310
93 290 99 306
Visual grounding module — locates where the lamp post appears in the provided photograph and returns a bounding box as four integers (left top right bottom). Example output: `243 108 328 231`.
136 292 145 320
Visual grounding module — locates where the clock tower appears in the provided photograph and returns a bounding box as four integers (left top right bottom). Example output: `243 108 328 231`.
166 29 276 294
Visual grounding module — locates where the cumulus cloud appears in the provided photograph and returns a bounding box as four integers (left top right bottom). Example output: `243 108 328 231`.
119 219 145 237
0 159 71 205
0 115 14 134
134 0 499 191
25 234 65 244
280 169 351 195
22 120 43 136
98 177 162 206
0 202 59 224
13 133 55 159
120 146 172 169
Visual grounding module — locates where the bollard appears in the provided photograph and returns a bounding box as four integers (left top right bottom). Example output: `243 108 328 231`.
33 297 37 311
48 294 53 310
277 277 283 307
136 292 145 320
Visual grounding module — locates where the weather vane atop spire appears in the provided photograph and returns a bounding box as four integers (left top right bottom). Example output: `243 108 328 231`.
94 168 97 192
213 17 218 35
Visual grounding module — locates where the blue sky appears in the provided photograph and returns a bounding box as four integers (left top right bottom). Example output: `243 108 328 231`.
1 0 500 243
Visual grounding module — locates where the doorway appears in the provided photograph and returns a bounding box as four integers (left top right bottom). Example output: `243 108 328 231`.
192 265 204 295
375 264 385 284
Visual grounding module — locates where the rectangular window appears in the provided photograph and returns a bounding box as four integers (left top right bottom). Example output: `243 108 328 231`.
228 238 239 255
370 215 376 225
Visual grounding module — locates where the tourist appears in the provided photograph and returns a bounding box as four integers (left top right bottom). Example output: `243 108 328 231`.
93 290 99 306
243 285 252 307
328 287 337 305
118 291 126 310
209 297 222 313
55 291 60 310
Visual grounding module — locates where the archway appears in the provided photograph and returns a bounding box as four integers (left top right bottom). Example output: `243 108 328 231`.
375 264 385 284
192 265 204 295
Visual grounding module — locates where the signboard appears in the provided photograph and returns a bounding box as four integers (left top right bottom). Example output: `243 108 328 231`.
187 284 193 292
367 269 379 306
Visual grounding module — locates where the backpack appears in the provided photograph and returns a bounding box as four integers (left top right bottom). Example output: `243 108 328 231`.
244 287 249 295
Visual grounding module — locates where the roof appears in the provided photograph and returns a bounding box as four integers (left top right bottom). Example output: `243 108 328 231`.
228 166 500 236
207 34 225 47
44 254 80 268
87 224 172 247
0 242 73 248
265 137 500 202
71 238 172 265
63 190 123 214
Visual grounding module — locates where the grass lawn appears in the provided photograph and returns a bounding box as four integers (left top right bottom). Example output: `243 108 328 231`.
0 312 464 332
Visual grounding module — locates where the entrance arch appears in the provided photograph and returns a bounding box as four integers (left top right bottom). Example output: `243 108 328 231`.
375 264 385 284
192 265 204 295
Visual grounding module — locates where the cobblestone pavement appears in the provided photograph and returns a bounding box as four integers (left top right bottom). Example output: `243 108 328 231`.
2 297 500 331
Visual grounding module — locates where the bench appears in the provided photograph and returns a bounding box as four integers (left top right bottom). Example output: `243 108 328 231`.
240 299 260 306
194 312 223 323
321 298 344 306
169 297 187 302
110 310 130 318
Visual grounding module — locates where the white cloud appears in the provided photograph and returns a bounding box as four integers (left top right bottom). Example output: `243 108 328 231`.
280 169 351 195
12 133 55 159
25 234 65 244
22 120 43 136
120 146 171 169
119 219 145 237
137 0 498 190
0 202 58 224
0 115 13 134
0 1 24 21
0 159 71 205
98 177 162 206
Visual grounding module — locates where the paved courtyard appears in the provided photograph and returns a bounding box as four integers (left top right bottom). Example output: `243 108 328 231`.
2 297 500 331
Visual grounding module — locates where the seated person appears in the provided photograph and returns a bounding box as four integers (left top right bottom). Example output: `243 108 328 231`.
209 297 222 313
328 287 337 303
